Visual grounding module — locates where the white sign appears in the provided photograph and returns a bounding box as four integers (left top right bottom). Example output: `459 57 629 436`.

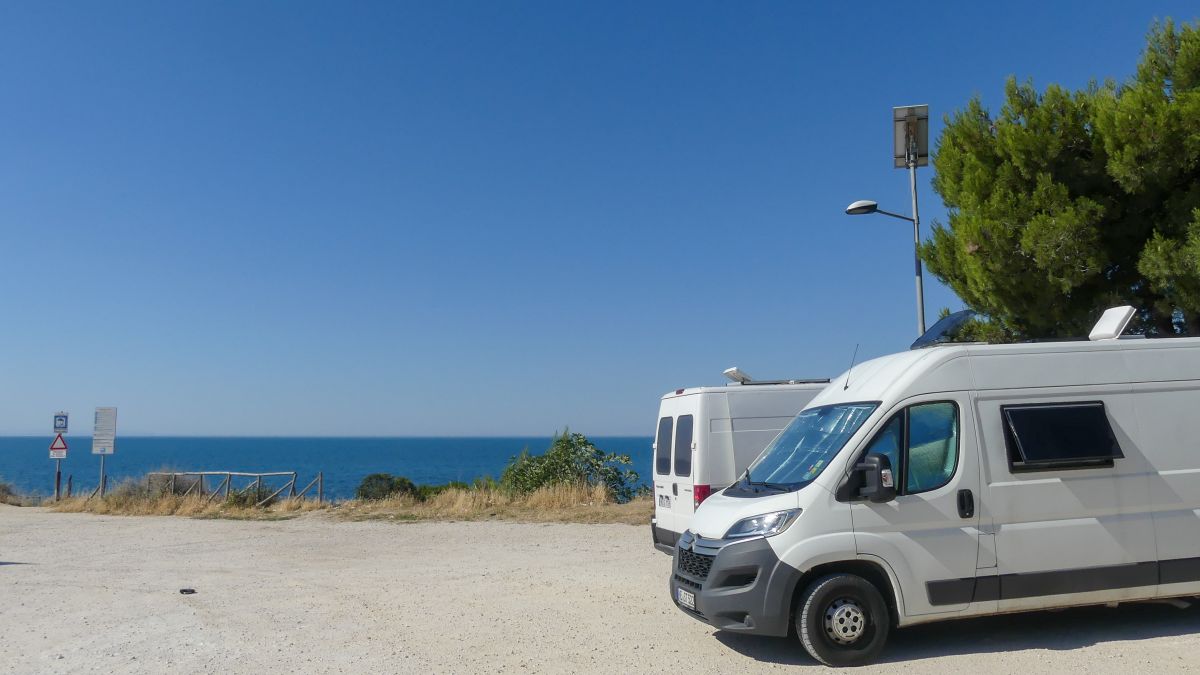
49 433 68 460
53 412 68 435
92 407 117 455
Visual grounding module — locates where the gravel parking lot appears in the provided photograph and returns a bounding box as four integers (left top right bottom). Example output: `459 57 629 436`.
3 505 1200 673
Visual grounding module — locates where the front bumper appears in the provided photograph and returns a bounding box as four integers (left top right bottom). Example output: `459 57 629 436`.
668 531 800 637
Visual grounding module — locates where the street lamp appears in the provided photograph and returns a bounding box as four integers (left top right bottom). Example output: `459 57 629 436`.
846 104 930 337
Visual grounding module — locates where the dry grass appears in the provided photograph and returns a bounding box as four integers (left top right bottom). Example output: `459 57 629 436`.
338 483 653 525
49 490 328 520
43 476 652 525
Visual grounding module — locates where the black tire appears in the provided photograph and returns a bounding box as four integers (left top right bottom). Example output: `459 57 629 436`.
796 573 890 667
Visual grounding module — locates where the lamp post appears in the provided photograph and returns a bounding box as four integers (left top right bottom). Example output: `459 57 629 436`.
846 104 929 337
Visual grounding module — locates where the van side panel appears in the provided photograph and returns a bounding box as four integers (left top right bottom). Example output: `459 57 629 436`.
975 381 1158 610
1129 381 1200 597
697 393 732 487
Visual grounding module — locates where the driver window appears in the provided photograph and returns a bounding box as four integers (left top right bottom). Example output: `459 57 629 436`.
857 402 958 497
863 414 902 476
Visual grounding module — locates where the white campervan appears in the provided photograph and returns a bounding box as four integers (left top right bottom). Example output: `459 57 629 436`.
670 307 1200 666
651 368 827 553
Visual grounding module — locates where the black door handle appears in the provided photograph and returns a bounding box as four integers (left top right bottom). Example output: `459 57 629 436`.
672 483 678 496
957 489 974 519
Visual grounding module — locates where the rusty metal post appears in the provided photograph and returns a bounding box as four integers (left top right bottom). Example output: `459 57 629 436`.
317 472 323 504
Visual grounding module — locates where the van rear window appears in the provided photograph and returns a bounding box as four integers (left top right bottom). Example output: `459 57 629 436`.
655 417 673 475
674 415 694 477
1002 402 1123 471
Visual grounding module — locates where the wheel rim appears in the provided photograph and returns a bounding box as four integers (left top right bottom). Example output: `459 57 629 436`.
824 597 867 645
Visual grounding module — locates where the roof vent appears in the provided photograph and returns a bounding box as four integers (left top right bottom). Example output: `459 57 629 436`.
723 367 752 384
1089 306 1136 341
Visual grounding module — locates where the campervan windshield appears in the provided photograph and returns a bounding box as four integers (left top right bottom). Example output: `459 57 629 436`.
740 402 878 491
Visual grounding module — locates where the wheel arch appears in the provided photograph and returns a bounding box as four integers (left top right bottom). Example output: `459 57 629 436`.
791 557 902 628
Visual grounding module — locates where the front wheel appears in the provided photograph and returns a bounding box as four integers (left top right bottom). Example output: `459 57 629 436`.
796 573 890 667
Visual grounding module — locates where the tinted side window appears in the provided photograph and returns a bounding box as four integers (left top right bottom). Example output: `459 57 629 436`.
1003 401 1123 471
906 402 958 493
655 417 673 475
674 415 694 477
863 414 903 479
855 401 958 496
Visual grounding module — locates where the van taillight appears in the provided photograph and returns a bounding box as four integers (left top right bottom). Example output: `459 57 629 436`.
694 484 712 508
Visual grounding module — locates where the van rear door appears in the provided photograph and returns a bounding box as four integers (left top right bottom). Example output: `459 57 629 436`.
670 412 696 529
653 415 675 534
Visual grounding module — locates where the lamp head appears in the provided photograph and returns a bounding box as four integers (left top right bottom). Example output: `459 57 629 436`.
845 200 878 216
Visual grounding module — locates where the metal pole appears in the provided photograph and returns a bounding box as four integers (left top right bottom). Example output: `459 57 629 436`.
908 135 926 336
55 459 62 501
99 455 107 498
67 475 73 498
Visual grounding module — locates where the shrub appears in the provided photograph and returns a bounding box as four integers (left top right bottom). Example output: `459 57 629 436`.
224 485 279 508
0 477 20 505
500 430 640 503
414 480 468 501
355 473 417 501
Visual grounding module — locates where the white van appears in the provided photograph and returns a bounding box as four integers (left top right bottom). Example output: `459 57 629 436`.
651 368 827 553
670 307 1200 666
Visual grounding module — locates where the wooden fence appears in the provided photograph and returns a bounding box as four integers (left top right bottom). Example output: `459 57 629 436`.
143 471 324 506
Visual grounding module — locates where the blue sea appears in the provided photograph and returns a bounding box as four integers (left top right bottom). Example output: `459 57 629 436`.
0 436 654 500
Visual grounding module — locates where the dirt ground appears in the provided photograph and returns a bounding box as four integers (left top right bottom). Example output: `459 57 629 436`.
3 505 1200 674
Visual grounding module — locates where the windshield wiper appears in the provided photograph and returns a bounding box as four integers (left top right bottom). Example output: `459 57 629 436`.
742 469 790 492
747 481 791 492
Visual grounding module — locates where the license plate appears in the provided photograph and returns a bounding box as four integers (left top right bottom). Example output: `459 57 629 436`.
658 494 671 508
677 587 695 610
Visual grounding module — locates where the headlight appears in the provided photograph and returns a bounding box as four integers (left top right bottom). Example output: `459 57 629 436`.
723 509 802 540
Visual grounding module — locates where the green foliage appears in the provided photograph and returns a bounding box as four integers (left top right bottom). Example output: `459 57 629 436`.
925 19 1200 338
355 473 417 501
414 480 469 501
500 430 640 503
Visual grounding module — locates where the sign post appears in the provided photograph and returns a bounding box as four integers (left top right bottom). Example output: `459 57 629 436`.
50 413 68 501
92 407 117 497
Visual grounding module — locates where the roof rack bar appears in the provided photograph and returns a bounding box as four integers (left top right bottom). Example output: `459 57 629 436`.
739 378 831 386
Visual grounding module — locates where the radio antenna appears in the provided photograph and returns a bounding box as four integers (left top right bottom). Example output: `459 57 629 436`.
844 343 860 391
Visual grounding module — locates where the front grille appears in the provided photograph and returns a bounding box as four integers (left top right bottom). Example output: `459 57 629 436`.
674 574 701 590
678 548 714 580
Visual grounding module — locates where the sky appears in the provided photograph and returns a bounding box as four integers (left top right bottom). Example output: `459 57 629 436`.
0 1 1196 436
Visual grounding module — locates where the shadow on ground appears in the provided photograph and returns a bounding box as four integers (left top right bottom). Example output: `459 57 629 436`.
716 602 1200 666
0 562 30 566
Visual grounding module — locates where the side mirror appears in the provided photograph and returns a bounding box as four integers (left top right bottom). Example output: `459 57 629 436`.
855 453 896 503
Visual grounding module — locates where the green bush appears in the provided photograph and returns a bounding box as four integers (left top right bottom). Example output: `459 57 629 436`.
500 430 640 503
413 480 469 501
224 485 279 508
355 473 417 501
